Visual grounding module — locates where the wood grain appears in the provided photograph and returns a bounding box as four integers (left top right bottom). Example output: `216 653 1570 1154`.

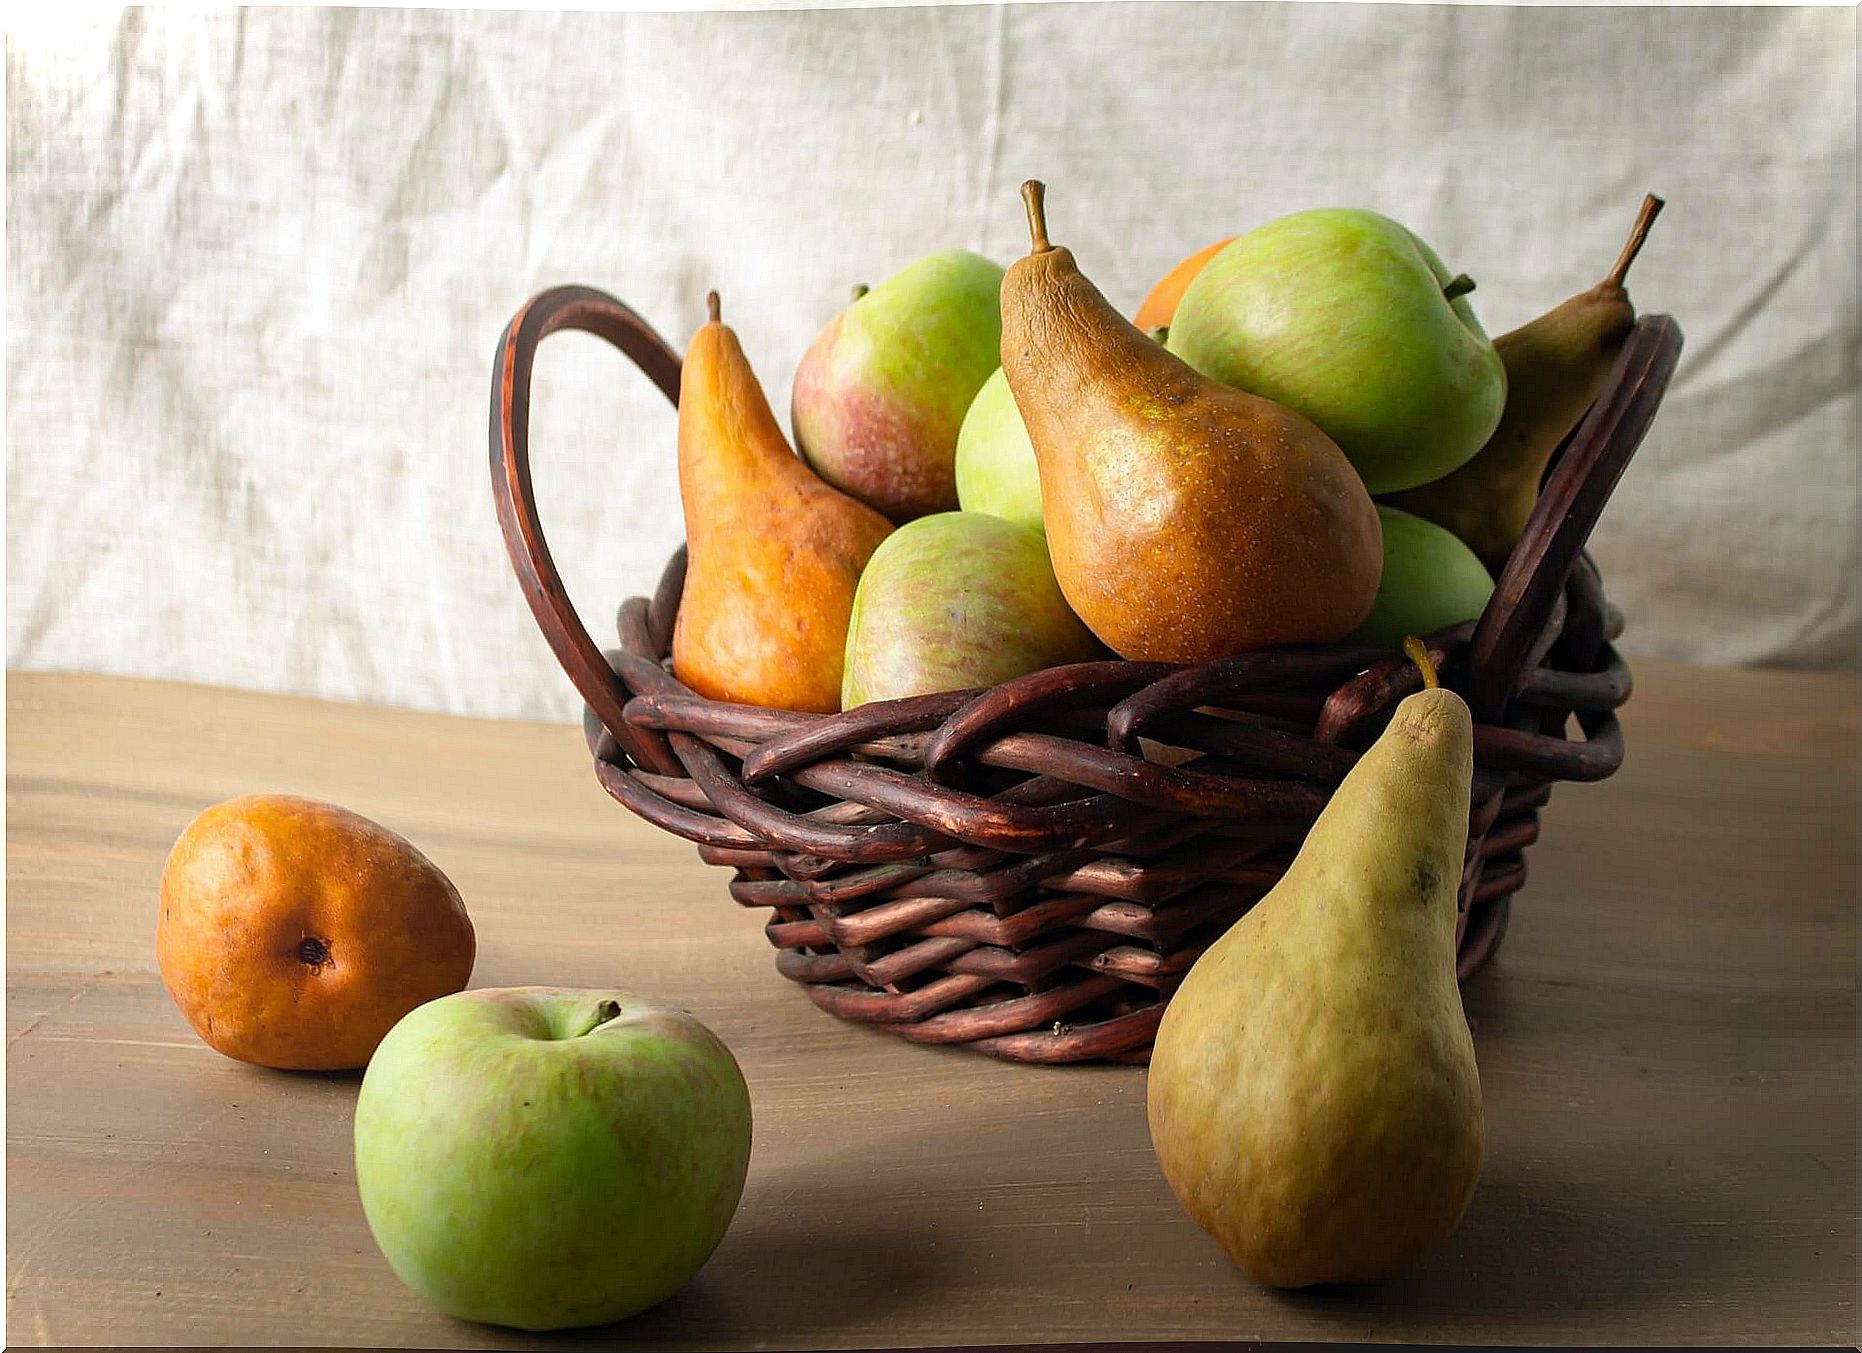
6 666 1855 1347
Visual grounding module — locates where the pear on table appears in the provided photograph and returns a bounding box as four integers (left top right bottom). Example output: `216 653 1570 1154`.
1386 194 1665 573
998 181 1382 665
1147 639 1484 1288
672 292 894 714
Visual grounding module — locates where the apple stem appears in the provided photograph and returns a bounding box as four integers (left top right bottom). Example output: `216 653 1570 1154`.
570 1000 623 1038
1403 636 1440 690
1441 274 1477 303
1021 180 1052 255
1606 193 1665 289
850 283 870 302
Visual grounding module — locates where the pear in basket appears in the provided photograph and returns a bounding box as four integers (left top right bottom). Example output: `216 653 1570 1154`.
672 292 893 713
1385 194 1664 573
998 181 1381 663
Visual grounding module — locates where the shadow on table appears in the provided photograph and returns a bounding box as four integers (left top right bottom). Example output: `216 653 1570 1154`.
544 1155 937 1349
1265 1142 1763 1336
1271 966 1846 1337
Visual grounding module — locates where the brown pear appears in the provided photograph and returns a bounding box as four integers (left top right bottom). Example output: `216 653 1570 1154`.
1387 194 1663 573
999 182 1381 664
672 293 894 712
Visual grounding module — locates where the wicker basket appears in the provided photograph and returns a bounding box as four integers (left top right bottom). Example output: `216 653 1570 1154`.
491 284 1682 1064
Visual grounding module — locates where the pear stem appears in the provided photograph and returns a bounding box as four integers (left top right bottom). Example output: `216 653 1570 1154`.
1606 193 1665 289
1442 274 1477 303
1403 636 1440 690
706 290 721 323
1021 180 1053 255
850 283 870 302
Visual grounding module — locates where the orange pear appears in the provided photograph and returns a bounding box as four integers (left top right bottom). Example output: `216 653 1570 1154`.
672 293 894 712
1133 236 1236 335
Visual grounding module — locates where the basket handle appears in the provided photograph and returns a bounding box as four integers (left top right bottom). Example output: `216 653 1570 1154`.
1464 313 1683 721
489 285 683 741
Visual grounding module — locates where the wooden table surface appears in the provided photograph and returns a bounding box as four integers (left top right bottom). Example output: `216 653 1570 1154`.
6 664 1856 1348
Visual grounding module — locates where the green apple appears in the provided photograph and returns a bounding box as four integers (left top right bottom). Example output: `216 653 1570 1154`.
354 987 751 1332
792 250 1005 522
953 368 1043 534
1347 506 1495 649
842 511 1102 708
1167 209 1506 494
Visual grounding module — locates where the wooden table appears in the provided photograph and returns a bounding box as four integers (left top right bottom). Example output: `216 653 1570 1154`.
7 665 1856 1348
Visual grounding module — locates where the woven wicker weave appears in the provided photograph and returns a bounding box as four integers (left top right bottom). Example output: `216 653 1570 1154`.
491 285 1682 1064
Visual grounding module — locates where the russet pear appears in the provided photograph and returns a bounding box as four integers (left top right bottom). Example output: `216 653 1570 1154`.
999 182 1381 664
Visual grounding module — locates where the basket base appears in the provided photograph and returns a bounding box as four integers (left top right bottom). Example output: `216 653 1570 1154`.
1456 894 1513 984
787 891 1516 1067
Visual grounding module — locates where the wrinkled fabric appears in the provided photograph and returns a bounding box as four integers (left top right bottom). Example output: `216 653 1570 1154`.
6 4 1856 722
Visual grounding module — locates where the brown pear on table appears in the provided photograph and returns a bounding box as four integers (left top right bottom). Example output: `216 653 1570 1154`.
1147 639 1483 1289
672 292 894 713
998 182 1382 664
1387 194 1664 574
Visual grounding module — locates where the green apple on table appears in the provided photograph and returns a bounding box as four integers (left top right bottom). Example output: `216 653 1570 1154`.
1167 208 1507 494
953 367 1043 534
1346 505 1496 650
354 987 752 1332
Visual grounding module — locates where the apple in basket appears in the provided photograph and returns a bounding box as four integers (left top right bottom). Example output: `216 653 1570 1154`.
354 987 752 1331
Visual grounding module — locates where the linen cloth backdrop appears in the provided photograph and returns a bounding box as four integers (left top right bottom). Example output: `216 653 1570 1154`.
7 3 1857 722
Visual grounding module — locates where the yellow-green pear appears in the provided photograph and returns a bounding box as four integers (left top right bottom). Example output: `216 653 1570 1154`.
1147 640 1483 1288
1387 194 1663 572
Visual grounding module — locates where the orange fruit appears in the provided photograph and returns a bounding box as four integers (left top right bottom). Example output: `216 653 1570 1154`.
1134 237 1237 334
157 794 475 1070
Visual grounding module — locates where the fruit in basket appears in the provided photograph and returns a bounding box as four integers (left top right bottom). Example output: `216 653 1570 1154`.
953 368 1042 533
1386 194 1664 572
1133 235 1236 335
998 181 1381 665
1346 506 1494 649
791 249 1005 522
1147 640 1483 1288
841 511 1102 707
355 987 751 1331
1167 208 1506 494
673 292 894 714
156 794 474 1070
